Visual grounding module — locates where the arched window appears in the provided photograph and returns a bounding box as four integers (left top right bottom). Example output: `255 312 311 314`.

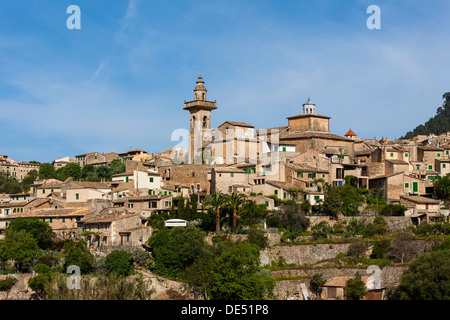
203 116 207 128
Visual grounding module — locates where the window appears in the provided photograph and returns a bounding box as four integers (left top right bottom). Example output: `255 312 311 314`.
62 218 66 223
390 153 394 157
231 173 234 177
444 164 447 169
428 165 432 170
274 190 278 195
314 196 320 200
405 153 408 157
405 183 409 188
150 177 154 183
437 153 441 157
125 176 129 183
49 218 53 224
42 189 45 194
76 193 79 200
282 147 286 152
416 166 420 170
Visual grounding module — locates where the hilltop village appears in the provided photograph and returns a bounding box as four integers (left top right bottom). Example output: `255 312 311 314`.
0 75 449 300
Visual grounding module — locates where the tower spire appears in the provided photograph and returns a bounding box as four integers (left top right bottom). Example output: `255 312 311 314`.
194 74 207 101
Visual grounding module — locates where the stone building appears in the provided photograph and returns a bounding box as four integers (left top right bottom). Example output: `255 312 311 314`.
79 207 151 250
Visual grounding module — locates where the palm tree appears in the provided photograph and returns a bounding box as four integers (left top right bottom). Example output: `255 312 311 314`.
203 191 226 233
224 192 247 234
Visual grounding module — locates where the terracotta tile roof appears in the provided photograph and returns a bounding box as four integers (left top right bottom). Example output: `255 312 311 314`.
280 131 352 142
286 114 331 120
385 159 408 164
324 276 369 288
66 181 111 189
288 163 328 173
345 129 357 137
219 121 254 128
369 172 404 180
266 180 302 190
418 146 444 151
82 209 137 223
12 207 93 218
214 166 245 173
400 195 440 204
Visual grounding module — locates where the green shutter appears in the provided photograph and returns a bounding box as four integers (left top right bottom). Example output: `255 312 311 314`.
405 182 409 188
437 153 441 157
150 177 154 182
444 164 447 169
428 165 432 170
413 182 418 192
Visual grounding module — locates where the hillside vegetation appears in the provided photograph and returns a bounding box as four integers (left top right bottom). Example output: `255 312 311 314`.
402 92 450 139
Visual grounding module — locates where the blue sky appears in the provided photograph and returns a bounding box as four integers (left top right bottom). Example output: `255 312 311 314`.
0 0 449 163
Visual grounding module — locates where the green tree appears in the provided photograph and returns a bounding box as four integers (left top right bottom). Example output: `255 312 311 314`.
63 239 94 274
38 163 57 179
224 192 247 234
0 229 40 272
433 174 450 203
345 273 367 300
104 250 135 277
247 224 268 249
57 162 82 181
323 186 342 218
95 165 113 181
381 204 408 216
396 249 450 300
148 226 207 278
402 92 450 139
239 200 268 227
7 217 54 250
370 239 391 259
110 159 126 174
208 241 275 300
309 273 326 299
81 164 96 180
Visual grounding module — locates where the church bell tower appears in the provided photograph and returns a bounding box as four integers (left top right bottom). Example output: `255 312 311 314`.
184 75 217 163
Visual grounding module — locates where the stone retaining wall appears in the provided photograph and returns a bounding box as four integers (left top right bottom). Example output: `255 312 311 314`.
272 264 408 300
260 243 353 267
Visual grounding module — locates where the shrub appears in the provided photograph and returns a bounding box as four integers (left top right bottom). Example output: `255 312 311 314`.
0 277 17 292
309 273 326 298
344 273 367 300
370 239 391 259
63 239 94 274
311 221 332 240
28 274 48 295
247 225 269 249
346 241 367 259
34 263 52 274
104 250 135 277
